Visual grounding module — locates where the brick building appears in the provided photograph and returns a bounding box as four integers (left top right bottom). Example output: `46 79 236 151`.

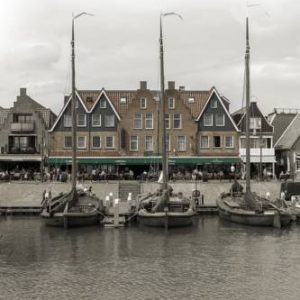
48 82 241 175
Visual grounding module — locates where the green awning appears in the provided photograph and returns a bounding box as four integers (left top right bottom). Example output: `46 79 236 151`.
48 156 241 166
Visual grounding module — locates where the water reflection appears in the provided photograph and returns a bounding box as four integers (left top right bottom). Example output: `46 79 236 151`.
0 216 299 300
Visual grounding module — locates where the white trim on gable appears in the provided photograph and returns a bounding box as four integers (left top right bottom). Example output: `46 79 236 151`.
49 95 71 132
195 87 240 132
274 114 298 148
49 89 121 132
89 89 121 120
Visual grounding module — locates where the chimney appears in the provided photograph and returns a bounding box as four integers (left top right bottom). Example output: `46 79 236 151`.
20 88 27 96
140 81 147 90
179 86 185 91
168 81 175 90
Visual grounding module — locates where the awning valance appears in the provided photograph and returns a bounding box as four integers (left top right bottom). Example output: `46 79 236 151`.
48 156 241 166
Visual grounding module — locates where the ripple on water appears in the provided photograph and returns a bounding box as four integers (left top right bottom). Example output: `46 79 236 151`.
0 217 300 300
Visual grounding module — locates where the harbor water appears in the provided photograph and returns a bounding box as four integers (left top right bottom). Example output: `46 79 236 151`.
0 216 299 300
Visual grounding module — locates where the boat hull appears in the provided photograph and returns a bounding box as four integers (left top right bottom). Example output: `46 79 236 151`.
40 210 101 227
40 190 104 227
217 198 292 227
138 210 195 228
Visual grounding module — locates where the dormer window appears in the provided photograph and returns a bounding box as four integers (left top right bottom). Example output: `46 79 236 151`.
188 97 195 103
140 98 147 109
168 98 175 109
99 98 107 108
211 99 217 108
120 97 127 104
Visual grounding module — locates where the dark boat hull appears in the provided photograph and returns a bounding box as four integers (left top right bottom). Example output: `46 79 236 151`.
217 197 292 227
40 210 101 227
138 210 195 228
40 190 104 227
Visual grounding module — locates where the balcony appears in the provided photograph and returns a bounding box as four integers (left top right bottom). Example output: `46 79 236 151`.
240 148 275 163
11 122 34 132
8 147 37 154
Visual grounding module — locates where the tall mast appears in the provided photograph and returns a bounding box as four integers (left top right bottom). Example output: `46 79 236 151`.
159 15 168 191
71 17 77 191
245 17 251 194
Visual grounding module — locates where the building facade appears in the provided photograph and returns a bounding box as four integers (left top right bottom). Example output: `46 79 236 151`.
48 82 241 174
232 101 275 178
0 88 56 170
268 108 300 179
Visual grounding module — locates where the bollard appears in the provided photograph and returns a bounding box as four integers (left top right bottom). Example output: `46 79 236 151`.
104 195 110 208
109 192 113 207
114 198 120 227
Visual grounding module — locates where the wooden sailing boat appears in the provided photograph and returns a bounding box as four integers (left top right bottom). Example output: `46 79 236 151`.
137 14 196 228
40 14 104 228
216 17 292 228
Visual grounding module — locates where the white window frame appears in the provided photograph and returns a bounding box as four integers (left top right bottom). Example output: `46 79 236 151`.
200 136 209 148
64 136 72 148
134 113 142 129
130 136 138 151
92 114 101 127
168 97 175 109
213 136 221 148
105 115 115 127
140 98 147 109
211 99 217 108
250 117 262 130
203 113 213 126
188 97 195 103
64 115 72 127
92 136 101 149
173 113 182 129
165 114 170 129
224 136 234 148
177 136 186 152
77 136 86 149
99 98 107 108
216 113 225 126
77 114 87 127
120 97 127 104
145 113 153 129
145 135 153 152
105 136 115 149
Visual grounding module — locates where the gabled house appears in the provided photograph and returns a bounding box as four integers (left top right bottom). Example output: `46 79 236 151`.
232 101 275 178
195 87 240 172
0 88 56 170
268 108 300 178
49 89 121 167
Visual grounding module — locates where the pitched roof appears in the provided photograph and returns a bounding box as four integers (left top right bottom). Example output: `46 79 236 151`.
232 102 273 133
275 114 300 149
78 89 210 119
195 87 239 131
271 113 297 145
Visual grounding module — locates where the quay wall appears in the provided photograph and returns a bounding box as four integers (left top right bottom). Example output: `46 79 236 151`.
0 180 281 207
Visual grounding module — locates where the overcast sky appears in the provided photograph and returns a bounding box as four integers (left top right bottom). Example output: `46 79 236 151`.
0 0 299 115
